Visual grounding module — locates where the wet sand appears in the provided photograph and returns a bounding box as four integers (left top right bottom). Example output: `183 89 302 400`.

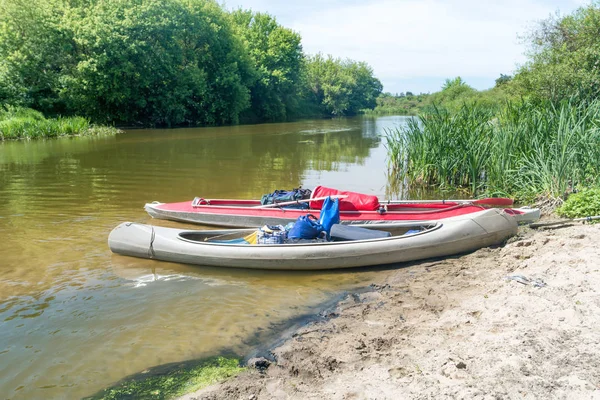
183 223 600 399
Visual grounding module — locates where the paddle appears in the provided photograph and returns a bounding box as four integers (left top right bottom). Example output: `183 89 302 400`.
256 195 348 209
471 197 514 206
387 197 514 206
530 215 600 228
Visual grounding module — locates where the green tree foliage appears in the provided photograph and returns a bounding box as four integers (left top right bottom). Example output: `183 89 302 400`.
365 92 428 115
231 10 303 122
429 77 476 104
0 0 383 126
304 54 382 116
0 0 74 113
346 60 383 112
424 78 512 114
512 4 600 101
62 0 253 126
369 76 513 116
0 0 254 126
495 74 512 87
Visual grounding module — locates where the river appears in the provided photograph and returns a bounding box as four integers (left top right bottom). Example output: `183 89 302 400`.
0 115 411 399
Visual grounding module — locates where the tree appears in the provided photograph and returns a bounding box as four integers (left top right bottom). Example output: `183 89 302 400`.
0 0 75 114
346 61 383 113
434 77 475 103
61 0 252 126
0 0 385 125
231 10 303 122
512 4 600 101
495 74 512 87
0 0 254 126
304 54 382 116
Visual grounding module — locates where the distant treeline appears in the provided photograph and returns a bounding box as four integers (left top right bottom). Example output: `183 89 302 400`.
0 0 382 127
367 76 513 116
372 2 600 116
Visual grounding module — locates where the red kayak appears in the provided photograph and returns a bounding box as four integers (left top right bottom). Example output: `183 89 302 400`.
144 186 539 228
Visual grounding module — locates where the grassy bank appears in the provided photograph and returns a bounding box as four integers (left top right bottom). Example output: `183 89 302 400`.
86 356 245 400
385 100 600 204
0 107 120 140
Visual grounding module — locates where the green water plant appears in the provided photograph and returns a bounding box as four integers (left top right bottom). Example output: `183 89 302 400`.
385 99 600 203
87 356 245 400
386 103 496 194
498 100 600 202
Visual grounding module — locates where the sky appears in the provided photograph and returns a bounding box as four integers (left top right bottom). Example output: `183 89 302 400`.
224 0 590 94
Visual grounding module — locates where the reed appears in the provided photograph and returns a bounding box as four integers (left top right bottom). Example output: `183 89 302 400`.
386 99 600 202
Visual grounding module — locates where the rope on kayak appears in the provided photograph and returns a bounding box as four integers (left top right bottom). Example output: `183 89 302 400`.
148 226 156 259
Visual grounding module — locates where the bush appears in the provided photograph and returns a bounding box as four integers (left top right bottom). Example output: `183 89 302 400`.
557 188 600 219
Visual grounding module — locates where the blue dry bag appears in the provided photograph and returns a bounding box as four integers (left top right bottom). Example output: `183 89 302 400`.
260 188 312 209
318 197 340 237
288 214 324 240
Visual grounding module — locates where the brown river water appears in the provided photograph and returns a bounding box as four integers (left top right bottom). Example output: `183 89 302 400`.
0 116 416 399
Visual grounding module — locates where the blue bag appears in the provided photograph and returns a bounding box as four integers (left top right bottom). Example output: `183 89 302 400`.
288 214 324 239
318 197 340 237
260 188 312 209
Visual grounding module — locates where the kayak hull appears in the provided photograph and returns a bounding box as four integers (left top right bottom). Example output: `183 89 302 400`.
110 209 518 270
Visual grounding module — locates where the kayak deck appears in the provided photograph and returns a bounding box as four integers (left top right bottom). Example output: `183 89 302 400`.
144 200 490 228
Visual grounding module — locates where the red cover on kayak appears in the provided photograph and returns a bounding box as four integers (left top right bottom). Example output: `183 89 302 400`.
310 186 380 211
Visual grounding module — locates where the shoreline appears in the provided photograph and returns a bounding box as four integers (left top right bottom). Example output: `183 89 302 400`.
183 223 600 399
85 288 367 399
0 124 120 141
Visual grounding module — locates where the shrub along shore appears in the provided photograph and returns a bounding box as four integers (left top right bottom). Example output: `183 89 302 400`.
0 107 120 141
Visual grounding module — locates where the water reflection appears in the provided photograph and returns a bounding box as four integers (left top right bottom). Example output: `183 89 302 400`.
0 116 410 399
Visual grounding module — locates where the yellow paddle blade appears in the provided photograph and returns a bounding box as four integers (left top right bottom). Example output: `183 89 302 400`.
244 231 258 244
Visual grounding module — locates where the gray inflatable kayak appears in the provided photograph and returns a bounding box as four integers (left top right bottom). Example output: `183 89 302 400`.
108 209 517 270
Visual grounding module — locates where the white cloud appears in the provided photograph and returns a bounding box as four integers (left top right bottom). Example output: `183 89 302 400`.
226 0 588 92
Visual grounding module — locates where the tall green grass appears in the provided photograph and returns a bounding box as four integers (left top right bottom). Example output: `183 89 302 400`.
386 100 600 202
0 106 120 140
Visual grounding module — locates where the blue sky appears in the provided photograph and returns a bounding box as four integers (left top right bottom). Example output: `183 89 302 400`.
224 0 589 94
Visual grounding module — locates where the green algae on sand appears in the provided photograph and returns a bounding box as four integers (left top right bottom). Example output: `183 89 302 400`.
86 356 245 400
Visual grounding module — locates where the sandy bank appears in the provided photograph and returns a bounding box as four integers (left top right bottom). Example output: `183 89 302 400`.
183 223 600 400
